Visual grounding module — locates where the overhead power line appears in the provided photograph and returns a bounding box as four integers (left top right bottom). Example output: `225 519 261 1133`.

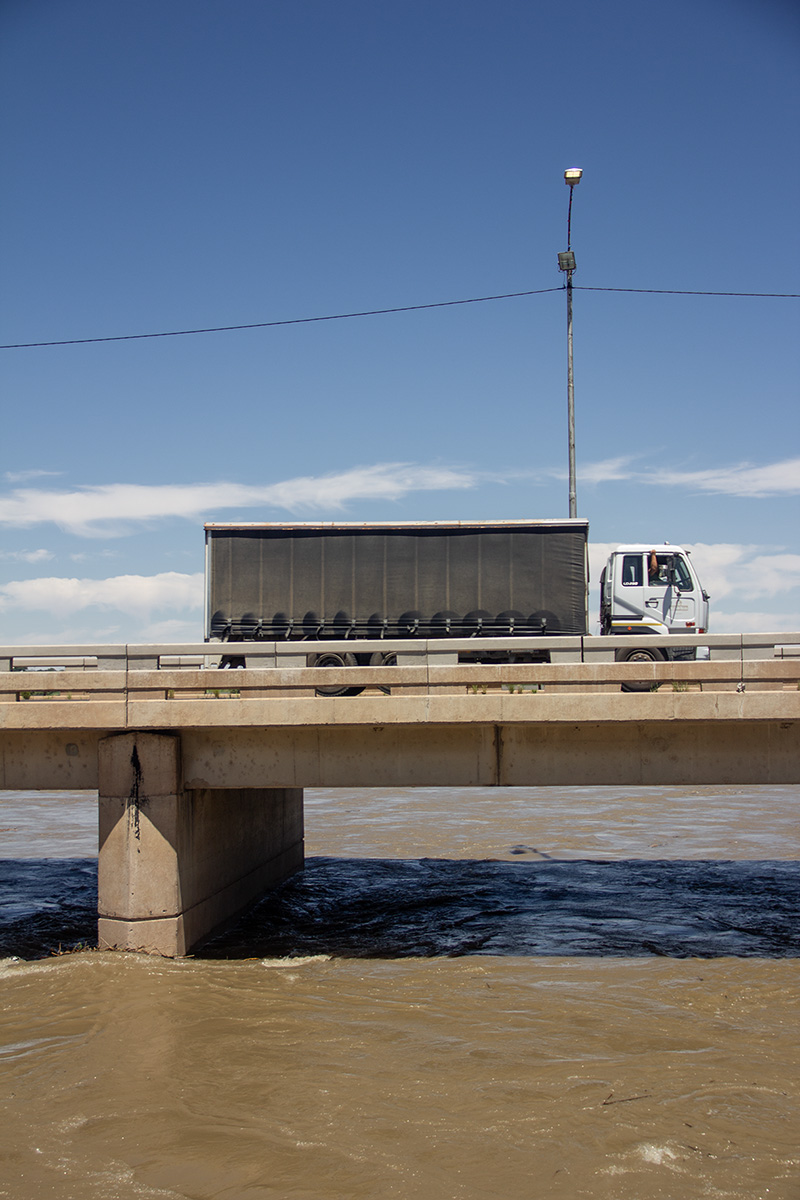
0 289 561 349
1 284 797 350
576 286 799 298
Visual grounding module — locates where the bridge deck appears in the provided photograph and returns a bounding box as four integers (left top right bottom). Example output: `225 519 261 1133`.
3 636 797 954
1 638 798 790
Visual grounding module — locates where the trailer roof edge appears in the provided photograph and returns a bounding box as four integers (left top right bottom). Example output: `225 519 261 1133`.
204 518 590 532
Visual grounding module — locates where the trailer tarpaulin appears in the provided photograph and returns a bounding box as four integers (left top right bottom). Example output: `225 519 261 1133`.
206 520 589 640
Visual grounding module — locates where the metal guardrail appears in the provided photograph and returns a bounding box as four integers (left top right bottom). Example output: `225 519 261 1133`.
0 634 798 701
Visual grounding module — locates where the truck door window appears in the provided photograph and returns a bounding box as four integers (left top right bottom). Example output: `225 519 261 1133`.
622 555 643 586
673 556 693 590
648 554 693 589
648 555 670 584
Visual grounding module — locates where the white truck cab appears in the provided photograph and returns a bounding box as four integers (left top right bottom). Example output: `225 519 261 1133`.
600 544 710 648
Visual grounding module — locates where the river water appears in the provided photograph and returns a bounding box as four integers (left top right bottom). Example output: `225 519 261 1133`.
1 784 798 1199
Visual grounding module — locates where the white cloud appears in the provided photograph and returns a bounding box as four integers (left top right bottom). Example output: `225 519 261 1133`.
684 544 800 601
0 464 479 536
709 610 800 635
138 616 205 642
0 548 54 563
0 572 203 618
588 542 616 583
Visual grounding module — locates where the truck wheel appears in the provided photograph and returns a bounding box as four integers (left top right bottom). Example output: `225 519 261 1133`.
310 651 363 697
617 647 665 693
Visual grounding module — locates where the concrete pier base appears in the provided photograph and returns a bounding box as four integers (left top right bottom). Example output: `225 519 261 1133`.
97 731 303 956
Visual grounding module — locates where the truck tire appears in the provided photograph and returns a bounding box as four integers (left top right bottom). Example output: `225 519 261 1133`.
617 647 666 693
310 651 363 697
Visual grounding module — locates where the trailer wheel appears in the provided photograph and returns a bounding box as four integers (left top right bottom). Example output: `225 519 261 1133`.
368 651 398 666
219 655 246 669
310 651 363 697
617 647 665 693
368 650 397 693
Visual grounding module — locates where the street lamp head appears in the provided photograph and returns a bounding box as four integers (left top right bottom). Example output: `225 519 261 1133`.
564 167 583 186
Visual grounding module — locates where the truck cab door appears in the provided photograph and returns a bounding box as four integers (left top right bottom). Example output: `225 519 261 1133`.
612 552 647 621
644 553 695 629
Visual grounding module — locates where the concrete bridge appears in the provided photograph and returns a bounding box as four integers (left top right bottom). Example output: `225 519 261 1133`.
2 633 798 957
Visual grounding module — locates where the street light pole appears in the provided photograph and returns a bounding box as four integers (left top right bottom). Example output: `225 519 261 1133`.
558 167 583 519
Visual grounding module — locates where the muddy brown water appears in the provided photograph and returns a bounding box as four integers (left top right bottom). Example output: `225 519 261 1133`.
1 784 799 1199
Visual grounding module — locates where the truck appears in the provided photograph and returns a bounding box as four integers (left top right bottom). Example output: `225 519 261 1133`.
205 520 710 685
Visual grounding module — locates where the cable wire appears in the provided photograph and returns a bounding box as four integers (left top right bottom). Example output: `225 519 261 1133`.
1 285 797 350
0 288 562 350
575 286 799 298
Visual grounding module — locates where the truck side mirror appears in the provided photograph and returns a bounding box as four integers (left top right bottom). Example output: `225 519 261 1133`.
662 557 678 586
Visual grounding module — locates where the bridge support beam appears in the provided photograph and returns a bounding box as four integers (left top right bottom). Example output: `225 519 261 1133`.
97 731 303 956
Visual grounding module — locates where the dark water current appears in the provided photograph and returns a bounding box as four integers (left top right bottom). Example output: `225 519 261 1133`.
1 787 799 962
207 856 800 960
1 785 799 1198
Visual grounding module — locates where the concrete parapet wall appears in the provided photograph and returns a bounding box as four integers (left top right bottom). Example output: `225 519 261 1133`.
123 687 800 730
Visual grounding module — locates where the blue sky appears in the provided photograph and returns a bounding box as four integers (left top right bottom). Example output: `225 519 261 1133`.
1 0 798 644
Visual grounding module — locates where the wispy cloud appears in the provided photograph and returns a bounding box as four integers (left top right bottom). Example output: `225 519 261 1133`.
0 456 795 538
0 464 479 535
575 456 800 497
0 548 54 564
0 572 204 618
647 459 800 498
576 456 637 484
3 469 62 484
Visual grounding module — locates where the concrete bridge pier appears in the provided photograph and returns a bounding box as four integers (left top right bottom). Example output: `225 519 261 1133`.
97 731 303 956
